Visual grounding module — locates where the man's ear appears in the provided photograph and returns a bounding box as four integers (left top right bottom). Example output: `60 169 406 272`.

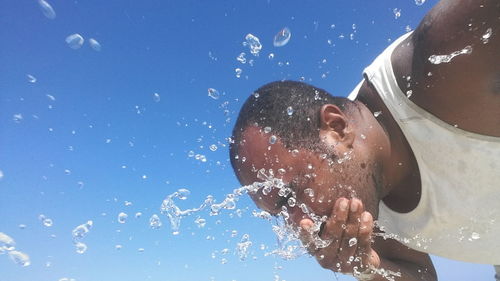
319 104 354 147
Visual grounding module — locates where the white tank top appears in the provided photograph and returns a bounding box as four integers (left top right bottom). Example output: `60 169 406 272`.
354 32 500 264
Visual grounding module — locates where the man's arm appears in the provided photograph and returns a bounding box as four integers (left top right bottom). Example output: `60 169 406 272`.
411 0 499 88
371 235 437 281
402 0 500 135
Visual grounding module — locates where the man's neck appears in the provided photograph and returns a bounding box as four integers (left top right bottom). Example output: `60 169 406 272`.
356 80 422 213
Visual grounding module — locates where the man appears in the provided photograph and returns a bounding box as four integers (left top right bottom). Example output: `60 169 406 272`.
229 0 500 280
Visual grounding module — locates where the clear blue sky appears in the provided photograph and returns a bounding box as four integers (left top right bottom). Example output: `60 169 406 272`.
0 0 495 280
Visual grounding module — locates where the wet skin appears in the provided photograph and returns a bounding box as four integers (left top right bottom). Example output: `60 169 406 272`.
233 0 499 279
235 117 387 273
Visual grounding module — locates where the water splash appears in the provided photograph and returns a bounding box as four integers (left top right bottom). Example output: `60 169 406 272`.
89 38 101 51
65 34 84 50
39 214 53 227
236 52 246 64
0 232 15 254
393 8 401 19
75 242 87 254
149 214 162 229
428 46 472 64
207 88 220 100
8 250 31 267
244 34 262 56
26 74 37 83
481 28 492 44
273 27 291 47
72 220 93 254
38 0 56 19
236 234 252 261
117 212 128 224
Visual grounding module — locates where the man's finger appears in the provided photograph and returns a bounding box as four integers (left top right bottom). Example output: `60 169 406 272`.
299 218 317 254
356 211 379 269
319 197 349 241
337 198 364 270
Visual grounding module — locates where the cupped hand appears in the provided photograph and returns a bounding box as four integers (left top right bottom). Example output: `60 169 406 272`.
300 197 380 275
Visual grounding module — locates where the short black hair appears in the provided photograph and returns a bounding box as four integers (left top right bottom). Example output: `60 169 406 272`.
230 80 355 165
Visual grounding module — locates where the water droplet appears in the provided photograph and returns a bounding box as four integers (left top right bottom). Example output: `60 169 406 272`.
286 106 294 116
26 74 37 83
188 150 195 157
152 92 160 102
72 220 93 241
269 135 277 144
236 52 246 64
89 38 101 51
207 88 220 100
373 111 382 117
235 68 242 78
236 234 252 261
278 168 286 175
428 46 472 64
481 28 492 44
135 212 142 218
470 232 480 240
253 92 260 98
393 8 401 19
304 188 314 197
115 244 123 250
268 53 275 60
406 90 413 98
405 25 412 32
117 212 128 224
314 90 321 100
8 251 30 266
195 217 206 228
287 197 296 207
38 215 53 227
415 0 426 5
65 34 84 50
38 0 56 19
12 114 23 123
299 203 309 214
291 149 299 157
209 144 218 151
75 242 87 254
0 170 3 180
348 237 357 247
244 34 262 56
138 248 145 252
0 232 15 253
273 27 291 47
149 214 162 229
58 278 76 281
172 189 189 201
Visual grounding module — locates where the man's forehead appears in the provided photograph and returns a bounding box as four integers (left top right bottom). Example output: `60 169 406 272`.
235 126 313 185
238 126 286 166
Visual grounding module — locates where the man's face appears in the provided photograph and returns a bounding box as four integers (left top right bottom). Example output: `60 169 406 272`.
234 126 373 227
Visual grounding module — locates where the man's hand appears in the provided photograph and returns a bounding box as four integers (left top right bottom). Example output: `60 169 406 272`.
300 198 380 276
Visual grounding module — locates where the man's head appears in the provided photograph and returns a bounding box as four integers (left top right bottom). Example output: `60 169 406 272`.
230 81 389 225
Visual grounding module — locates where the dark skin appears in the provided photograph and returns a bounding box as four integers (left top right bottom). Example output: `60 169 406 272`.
233 0 499 280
